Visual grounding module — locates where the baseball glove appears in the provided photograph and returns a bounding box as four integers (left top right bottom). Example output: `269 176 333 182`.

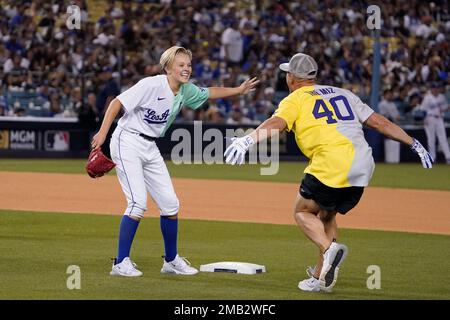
85 148 116 178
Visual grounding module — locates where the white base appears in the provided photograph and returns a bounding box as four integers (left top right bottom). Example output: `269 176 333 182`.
199 262 266 275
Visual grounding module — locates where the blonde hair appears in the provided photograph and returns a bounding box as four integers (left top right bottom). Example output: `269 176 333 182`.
159 46 193 73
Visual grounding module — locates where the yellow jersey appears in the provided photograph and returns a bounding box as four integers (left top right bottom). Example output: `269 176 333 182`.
273 85 375 188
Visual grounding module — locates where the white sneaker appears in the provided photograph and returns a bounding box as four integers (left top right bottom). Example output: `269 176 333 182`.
161 255 198 275
319 242 348 292
298 276 320 292
110 257 143 277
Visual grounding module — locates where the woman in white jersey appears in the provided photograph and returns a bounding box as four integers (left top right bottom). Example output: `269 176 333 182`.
91 46 259 276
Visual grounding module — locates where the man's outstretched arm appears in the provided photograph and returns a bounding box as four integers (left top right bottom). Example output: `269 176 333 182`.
364 112 433 168
224 116 287 165
248 116 287 142
364 112 413 145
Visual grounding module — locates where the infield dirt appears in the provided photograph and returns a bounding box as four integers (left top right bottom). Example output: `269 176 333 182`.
1 171 449 235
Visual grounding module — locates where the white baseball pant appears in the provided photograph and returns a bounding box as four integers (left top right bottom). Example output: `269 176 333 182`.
424 116 450 161
109 128 179 219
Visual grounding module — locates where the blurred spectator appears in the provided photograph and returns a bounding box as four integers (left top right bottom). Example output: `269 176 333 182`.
96 66 120 114
420 82 450 163
379 89 402 123
407 91 424 121
66 87 83 117
5 53 27 90
5 33 25 54
77 92 100 130
239 9 257 30
253 101 268 124
107 0 124 19
13 105 26 117
251 87 276 123
3 52 27 74
177 107 195 122
220 19 243 67
37 81 51 102
379 89 402 163
194 59 216 86
415 16 437 39
49 92 63 117
226 108 252 125
93 24 116 46
204 105 225 124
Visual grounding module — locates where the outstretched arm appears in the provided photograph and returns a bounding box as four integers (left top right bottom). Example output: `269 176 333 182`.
91 98 122 150
248 116 287 142
208 77 259 99
224 116 287 165
364 112 433 168
364 112 413 145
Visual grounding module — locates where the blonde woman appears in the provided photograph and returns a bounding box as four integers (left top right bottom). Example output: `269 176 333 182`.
91 46 259 277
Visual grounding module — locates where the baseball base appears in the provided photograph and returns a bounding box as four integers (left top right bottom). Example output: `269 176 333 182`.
199 262 266 274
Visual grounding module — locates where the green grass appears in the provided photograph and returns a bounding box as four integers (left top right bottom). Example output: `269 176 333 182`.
0 210 449 300
0 159 449 190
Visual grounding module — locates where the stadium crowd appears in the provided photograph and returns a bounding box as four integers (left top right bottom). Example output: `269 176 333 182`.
0 0 449 127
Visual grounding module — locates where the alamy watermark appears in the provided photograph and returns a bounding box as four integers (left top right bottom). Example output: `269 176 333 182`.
366 5 381 30
66 265 81 290
170 122 280 175
366 265 381 289
66 5 81 30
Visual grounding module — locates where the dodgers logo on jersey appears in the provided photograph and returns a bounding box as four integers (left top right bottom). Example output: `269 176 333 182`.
143 108 170 124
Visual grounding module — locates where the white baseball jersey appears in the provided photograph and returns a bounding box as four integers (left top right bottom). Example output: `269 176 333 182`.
420 92 448 117
117 75 209 137
110 75 210 219
420 91 450 161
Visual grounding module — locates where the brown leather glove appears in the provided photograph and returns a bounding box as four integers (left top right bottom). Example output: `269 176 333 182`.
85 148 116 178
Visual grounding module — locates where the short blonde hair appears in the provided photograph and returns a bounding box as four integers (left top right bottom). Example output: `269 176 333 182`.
159 46 193 72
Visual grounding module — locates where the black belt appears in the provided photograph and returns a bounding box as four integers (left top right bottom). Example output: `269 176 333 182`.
138 133 157 141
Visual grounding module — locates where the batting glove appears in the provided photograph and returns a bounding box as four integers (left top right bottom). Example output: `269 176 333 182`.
224 136 255 165
410 138 434 169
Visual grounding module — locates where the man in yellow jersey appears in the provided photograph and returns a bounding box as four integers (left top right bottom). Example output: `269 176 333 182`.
224 53 433 293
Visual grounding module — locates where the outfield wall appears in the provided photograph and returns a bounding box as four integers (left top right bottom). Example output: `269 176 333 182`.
1 117 449 162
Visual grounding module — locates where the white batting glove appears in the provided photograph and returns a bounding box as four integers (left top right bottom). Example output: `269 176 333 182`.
410 138 434 169
224 136 255 165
